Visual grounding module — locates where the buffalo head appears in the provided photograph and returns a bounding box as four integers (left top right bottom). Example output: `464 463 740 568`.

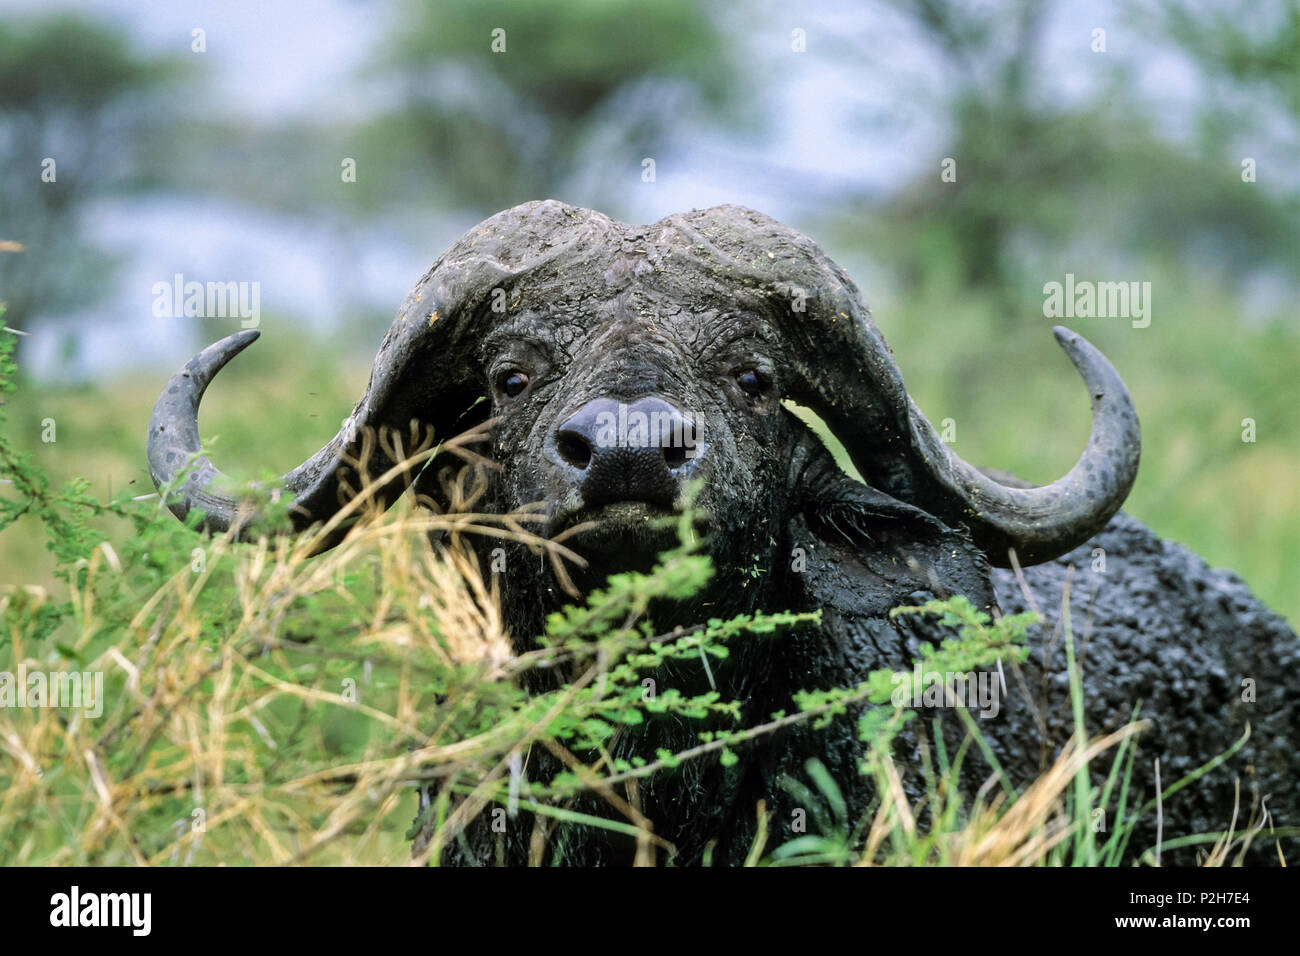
148 201 1140 620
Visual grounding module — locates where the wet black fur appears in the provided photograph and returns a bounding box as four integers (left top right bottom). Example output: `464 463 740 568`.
405 207 1298 866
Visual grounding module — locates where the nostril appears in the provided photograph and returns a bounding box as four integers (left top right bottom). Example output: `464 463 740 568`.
556 431 593 469
663 443 687 468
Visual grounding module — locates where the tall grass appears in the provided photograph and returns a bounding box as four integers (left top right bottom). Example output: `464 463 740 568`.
1 312 1290 865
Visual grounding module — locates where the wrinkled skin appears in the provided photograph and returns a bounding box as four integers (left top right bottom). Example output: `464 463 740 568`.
425 263 1296 867
427 216 1294 866
449 438 1300 866
466 272 806 619
146 201 1298 866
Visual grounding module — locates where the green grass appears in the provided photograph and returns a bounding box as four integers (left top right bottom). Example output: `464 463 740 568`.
0 275 1294 866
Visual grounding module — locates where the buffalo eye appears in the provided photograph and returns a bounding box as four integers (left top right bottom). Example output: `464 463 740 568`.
497 370 530 399
736 369 770 397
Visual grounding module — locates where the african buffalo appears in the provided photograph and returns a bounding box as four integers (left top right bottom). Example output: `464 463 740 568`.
148 200 1299 865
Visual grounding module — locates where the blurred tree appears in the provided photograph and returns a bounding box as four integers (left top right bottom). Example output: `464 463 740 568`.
835 0 1298 318
0 14 181 360
355 0 754 215
1152 0 1300 123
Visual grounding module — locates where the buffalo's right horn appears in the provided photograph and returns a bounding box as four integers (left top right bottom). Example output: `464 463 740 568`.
146 329 425 545
146 201 619 547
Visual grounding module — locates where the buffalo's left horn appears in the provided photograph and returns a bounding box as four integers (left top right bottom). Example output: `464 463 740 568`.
898 325 1140 565
660 205 1140 567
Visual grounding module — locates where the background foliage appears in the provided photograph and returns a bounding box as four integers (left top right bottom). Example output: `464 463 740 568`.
0 0 1296 864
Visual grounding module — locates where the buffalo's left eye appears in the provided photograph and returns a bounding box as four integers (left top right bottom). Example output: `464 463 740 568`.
497 370 530 398
737 369 770 397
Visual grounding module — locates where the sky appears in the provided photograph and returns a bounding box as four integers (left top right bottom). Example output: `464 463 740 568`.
3 0 1249 380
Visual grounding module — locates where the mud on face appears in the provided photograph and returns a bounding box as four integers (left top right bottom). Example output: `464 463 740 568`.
477 272 799 594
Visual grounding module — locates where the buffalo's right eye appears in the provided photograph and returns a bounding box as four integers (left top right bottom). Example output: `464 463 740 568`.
498 370 530 398
737 369 770 397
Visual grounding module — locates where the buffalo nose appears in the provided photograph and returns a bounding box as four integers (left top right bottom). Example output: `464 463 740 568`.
553 397 703 506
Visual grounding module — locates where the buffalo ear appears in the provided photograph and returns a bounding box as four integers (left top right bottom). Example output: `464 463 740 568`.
787 440 997 619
